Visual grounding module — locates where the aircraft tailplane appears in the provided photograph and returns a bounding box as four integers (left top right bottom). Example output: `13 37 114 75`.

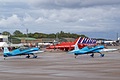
4 47 10 54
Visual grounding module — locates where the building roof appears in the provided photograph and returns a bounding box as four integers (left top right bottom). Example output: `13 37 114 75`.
0 35 8 38
14 37 36 40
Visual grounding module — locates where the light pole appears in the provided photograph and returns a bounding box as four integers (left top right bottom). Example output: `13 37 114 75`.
26 28 28 43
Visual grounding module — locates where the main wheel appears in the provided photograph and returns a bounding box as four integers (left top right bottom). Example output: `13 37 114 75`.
33 56 37 58
26 55 30 58
100 54 104 57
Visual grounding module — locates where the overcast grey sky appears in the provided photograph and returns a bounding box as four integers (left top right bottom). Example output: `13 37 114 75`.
0 0 120 39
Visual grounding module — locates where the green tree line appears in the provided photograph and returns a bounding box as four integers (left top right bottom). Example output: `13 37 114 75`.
1 30 87 39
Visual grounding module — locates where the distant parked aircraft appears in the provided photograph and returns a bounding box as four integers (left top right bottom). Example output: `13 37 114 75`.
46 37 97 51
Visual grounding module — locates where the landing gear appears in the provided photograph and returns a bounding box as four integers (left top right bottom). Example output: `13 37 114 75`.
32 54 38 58
74 53 78 58
26 54 38 59
90 53 94 58
26 55 30 58
75 55 78 58
99 52 104 57
100 54 104 57
33 55 37 58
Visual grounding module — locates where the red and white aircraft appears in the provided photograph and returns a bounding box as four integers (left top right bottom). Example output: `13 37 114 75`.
46 37 97 51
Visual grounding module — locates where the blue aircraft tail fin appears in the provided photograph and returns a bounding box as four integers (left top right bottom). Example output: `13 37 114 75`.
74 37 81 50
74 44 79 50
4 47 10 54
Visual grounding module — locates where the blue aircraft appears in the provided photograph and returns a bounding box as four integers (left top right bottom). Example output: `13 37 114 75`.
69 37 119 58
3 47 44 59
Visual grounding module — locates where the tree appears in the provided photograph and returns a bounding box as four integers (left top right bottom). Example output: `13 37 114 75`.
13 30 24 37
33 32 39 38
2 30 87 39
2 31 11 36
28 33 34 37
48 33 56 38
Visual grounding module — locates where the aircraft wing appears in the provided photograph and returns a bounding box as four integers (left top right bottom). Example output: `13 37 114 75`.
27 50 44 54
99 49 119 52
68 49 88 54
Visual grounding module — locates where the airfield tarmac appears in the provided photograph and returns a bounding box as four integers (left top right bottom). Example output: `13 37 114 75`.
0 46 120 80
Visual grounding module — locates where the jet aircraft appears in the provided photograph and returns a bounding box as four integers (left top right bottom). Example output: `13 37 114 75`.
3 47 44 59
69 37 119 58
46 37 97 51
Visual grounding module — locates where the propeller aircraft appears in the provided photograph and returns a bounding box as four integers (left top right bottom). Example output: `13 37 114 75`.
3 47 44 59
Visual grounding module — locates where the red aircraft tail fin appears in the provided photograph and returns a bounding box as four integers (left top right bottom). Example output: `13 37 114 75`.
74 37 83 45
